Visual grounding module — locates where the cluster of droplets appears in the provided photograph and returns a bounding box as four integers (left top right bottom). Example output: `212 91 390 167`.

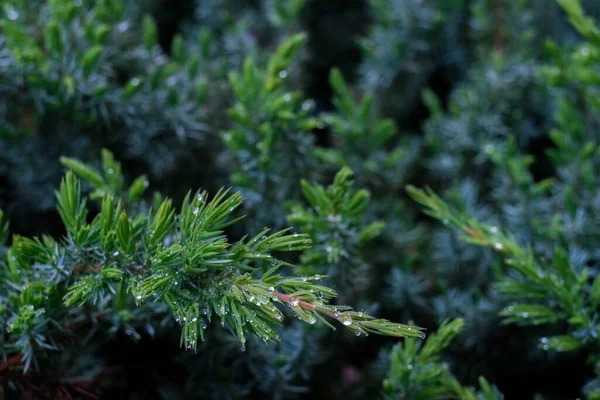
506 305 529 320
327 214 341 223
488 226 504 250
6 315 18 333
286 238 311 251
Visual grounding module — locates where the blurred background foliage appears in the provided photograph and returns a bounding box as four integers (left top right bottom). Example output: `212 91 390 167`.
2 0 600 399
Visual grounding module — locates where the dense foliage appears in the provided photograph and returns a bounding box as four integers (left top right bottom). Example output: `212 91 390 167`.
2 0 600 399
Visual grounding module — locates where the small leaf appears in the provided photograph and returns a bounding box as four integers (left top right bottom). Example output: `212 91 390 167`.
359 221 385 245
142 15 158 50
540 335 583 352
60 157 104 188
116 212 133 254
128 175 149 202
81 45 103 77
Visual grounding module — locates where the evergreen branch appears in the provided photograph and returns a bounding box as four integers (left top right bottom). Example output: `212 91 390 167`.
289 167 385 297
1 151 424 373
384 319 503 399
407 185 595 351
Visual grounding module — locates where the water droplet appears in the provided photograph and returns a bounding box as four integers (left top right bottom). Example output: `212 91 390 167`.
113 251 120 257
136 295 142 300
268 286 275 292
302 276 308 282
490 226 499 234
326 246 333 253
354 330 361 336
541 337 548 344
7 9 18 20
279 70 288 79
240 345 245 352
407 364 413 370
117 21 130 33
130 77 140 86
494 242 504 250
196 193 205 203
193 208 200 216
301 101 311 111
316 291 324 298
334 311 341 318
290 297 299 307
342 316 353 326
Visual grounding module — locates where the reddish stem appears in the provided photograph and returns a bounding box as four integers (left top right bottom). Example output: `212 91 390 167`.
0 354 24 373
71 263 102 275
270 291 316 311
494 0 505 54
270 291 342 321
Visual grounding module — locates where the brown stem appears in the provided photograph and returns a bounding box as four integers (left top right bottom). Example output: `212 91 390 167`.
494 0 505 54
463 226 484 241
71 263 102 275
270 291 345 322
270 291 316 311
0 354 24 373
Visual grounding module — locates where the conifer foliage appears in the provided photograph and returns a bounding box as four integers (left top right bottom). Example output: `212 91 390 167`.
0 149 423 394
2 0 600 398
